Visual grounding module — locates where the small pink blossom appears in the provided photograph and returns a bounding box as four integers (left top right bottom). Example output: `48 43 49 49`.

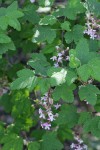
41 93 48 101
41 96 47 101
50 56 57 61
47 111 55 122
41 122 51 130
54 62 59 67
71 143 75 148
66 56 70 61
57 56 63 63
75 136 83 144
58 53 63 57
39 108 45 119
54 103 61 109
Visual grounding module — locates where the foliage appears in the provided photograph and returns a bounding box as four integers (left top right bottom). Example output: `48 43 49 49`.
0 0 100 149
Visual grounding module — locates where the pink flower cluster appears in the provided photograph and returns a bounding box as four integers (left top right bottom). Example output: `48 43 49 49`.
39 92 61 130
84 12 100 40
70 136 87 150
50 46 70 67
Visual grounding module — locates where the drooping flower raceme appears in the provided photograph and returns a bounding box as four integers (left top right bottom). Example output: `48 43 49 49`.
84 12 100 40
50 46 70 67
83 1 100 40
39 92 61 130
70 136 88 150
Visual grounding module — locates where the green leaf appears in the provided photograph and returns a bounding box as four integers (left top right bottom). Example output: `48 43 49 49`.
0 94 12 113
0 29 14 54
31 129 45 141
39 15 57 25
77 57 100 81
37 78 50 94
28 53 50 75
9 19 21 31
1 134 23 150
76 38 98 64
64 25 84 44
55 105 79 128
88 58 100 82
0 122 5 141
54 0 85 20
0 31 11 43
58 125 73 141
23 4 40 24
94 96 100 112
69 50 81 68
89 39 99 52
47 67 67 86
42 43 56 54
10 69 37 90
17 69 34 77
12 96 32 118
75 38 97 64
53 83 76 103
65 0 85 20
9 91 33 131
78 112 92 125
7 63 23 80
77 64 92 82
28 142 40 150
83 116 100 138
0 41 15 55
79 84 100 105
76 38 89 64
41 132 63 150
32 26 56 44
66 70 77 85
0 1 24 30
61 21 71 31
87 0 100 16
